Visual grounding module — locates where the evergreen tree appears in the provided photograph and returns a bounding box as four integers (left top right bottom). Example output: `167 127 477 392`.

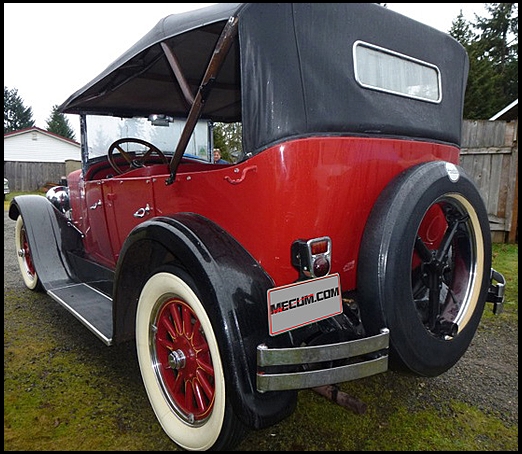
450 3 518 119
473 3 518 114
4 86 35 134
213 122 242 162
46 104 76 141
450 11 500 119
449 10 475 44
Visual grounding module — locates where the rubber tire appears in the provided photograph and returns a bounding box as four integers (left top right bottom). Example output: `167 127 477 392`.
136 266 247 451
357 161 491 377
15 215 42 291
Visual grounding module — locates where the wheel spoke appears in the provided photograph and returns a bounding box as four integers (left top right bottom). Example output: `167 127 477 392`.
182 305 192 336
142 147 154 160
428 275 442 330
115 145 133 164
169 303 183 335
156 332 175 351
192 380 207 412
415 236 433 263
415 206 471 333
189 318 201 341
173 371 184 393
196 355 214 376
160 315 178 342
184 379 196 412
436 213 468 263
196 368 215 400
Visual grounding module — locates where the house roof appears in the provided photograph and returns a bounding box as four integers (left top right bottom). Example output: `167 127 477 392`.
489 99 518 121
4 126 81 163
4 126 80 146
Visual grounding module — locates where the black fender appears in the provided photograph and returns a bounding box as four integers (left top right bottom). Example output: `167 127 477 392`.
8 195 82 291
113 213 297 429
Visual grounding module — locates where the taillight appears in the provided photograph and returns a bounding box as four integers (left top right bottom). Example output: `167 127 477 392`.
291 236 332 279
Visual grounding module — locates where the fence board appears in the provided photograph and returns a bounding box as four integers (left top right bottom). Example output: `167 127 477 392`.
4 162 67 192
460 119 518 243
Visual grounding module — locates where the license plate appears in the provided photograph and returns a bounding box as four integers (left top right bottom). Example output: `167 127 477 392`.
267 273 342 336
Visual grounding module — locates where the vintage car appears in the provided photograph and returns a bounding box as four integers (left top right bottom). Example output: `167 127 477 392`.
9 3 506 451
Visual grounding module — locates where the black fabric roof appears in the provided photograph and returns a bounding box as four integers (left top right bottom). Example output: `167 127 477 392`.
60 3 469 152
59 3 244 120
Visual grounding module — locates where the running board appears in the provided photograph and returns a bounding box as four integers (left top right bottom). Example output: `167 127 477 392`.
47 283 113 345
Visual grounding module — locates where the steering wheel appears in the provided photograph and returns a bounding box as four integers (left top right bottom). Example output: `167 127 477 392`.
107 138 168 175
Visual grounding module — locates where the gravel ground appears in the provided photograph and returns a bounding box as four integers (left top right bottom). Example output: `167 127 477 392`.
4 209 518 443
416 316 518 425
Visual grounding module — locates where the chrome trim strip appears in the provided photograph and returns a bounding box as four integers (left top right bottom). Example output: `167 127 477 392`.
257 355 388 392
257 329 389 366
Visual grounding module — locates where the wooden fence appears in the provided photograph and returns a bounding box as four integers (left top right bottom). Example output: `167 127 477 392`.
460 119 518 243
4 160 81 193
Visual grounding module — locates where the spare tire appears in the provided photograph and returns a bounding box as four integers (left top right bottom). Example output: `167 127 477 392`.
357 161 491 377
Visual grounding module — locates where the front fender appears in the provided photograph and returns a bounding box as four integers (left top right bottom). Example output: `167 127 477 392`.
113 213 297 430
8 195 82 290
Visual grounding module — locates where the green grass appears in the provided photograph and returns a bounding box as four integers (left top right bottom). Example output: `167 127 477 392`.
4 190 45 211
482 243 518 325
4 193 518 451
492 243 518 303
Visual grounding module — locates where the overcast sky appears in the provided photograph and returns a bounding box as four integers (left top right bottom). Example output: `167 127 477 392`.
4 3 488 135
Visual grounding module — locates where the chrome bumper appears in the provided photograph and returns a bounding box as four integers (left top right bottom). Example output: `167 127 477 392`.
256 328 389 392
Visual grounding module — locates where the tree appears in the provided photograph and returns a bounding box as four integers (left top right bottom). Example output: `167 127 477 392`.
449 10 475 44
450 11 500 119
46 105 76 141
213 122 242 162
450 3 518 119
473 3 518 113
4 86 35 134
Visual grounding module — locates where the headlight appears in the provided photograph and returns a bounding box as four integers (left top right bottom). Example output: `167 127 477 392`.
46 186 71 214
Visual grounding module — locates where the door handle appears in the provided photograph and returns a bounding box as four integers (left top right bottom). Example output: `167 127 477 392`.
89 200 102 210
133 203 152 218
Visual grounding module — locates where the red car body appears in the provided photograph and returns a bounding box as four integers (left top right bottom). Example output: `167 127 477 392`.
68 137 460 289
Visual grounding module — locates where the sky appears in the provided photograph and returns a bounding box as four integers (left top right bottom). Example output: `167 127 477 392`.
4 3 488 137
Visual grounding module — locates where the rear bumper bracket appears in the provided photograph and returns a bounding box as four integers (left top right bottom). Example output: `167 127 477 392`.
487 267 506 315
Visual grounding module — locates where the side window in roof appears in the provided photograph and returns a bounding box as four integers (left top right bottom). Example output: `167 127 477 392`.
353 40 441 103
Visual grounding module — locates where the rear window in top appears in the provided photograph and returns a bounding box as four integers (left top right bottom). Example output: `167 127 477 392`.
353 40 441 103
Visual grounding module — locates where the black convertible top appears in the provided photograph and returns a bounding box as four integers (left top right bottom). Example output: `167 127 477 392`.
59 3 469 152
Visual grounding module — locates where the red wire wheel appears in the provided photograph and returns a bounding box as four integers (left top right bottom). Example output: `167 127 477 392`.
154 297 215 421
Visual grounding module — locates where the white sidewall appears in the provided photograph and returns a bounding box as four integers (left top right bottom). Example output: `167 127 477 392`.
15 216 39 290
136 271 226 451
449 193 485 331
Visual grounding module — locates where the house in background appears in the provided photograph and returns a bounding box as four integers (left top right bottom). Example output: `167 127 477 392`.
4 126 81 192
489 98 518 123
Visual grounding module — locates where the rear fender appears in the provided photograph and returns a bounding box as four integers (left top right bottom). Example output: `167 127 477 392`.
113 213 297 429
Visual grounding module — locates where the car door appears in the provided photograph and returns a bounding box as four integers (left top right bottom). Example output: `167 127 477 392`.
102 176 156 261
83 180 116 267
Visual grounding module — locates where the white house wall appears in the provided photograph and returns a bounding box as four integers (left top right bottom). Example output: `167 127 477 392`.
4 129 80 162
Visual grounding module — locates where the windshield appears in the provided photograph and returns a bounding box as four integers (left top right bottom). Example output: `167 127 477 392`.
83 115 212 161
